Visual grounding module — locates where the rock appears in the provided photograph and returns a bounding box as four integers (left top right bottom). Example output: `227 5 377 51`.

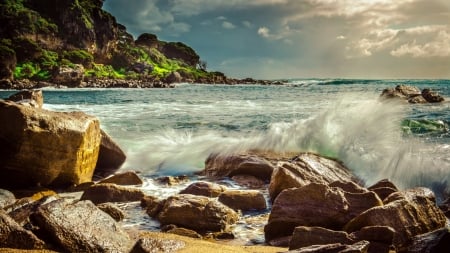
380 85 421 100
383 187 436 204
6 195 59 226
0 43 16 82
218 190 267 211
156 175 189 186
289 226 353 250
288 241 370 253
0 209 46 249
164 71 182 84
231 174 266 189
204 152 275 181
141 195 165 218
265 183 382 242
408 96 428 104
350 226 395 245
330 181 368 194
0 189 15 209
130 236 186 253
52 64 85 87
422 88 445 103
135 33 159 48
94 129 127 178
33 199 132 252
438 197 450 218
165 226 202 239
80 183 145 204
98 171 143 186
6 90 44 108
96 203 125 221
157 194 239 232
160 41 200 67
407 227 450 253
269 153 361 201
368 179 398 191
0 100 101 188
268 236 292 247
66 182 95 192
367 179 399 201
179 181 226 197
344 193 447 250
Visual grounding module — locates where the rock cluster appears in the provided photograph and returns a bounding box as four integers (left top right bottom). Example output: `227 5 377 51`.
381 84 445 103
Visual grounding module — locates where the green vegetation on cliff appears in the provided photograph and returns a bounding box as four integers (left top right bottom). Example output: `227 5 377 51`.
0 0 215 85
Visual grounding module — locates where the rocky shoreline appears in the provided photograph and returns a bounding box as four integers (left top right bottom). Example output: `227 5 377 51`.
1 89 449 252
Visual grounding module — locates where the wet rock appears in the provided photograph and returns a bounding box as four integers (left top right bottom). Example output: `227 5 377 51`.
94 129 127 178
368 179 398 191
289 226 353 250
96 203 125 221
438 197 450 218
383 187 436 204
344 191 447 250
6 90 44 108
0 100 101 188
0 209 46 249
269 153 361 201
204 152 275 181
231 174 266 189
130 236 186 253
157 194 239 232
380 85 421 100
98 171 143 186
218 190 267 211
330 181 368 194
265 183 382 242
6 196 59 227
0 189 15 209
350 226 395 245
288 240 370 253
80 183 145 204
164 226 202 239
407 227 450 253
66 182 95 192
408 96 428 104
33 199 132 252
422 88 445 103
51 64 84 87
141 195 165 218
156 175 189 186
179 181 226 197
368 179 399 201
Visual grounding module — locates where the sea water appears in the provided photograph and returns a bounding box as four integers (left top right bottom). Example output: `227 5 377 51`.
1 79 450 242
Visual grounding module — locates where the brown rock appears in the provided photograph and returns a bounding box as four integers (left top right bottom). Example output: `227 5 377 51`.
51 64 84 87
165 227 202 239
289 226 353 250
157 194 239 232
265 183 382 242
367 179 398 191
350 226 395 244
370 187 397 202
407 227 450 253
288 240 370 253
344 194 447 249
383 187 436 204
156 175 189 186
218 190 267 211
0 209 46 249
0 189 15 209
380 85 421 100
330 181 368 194
164 71 182 84
33 199 132 252
94 129 127 178
422 88 445 103
80 183 145 204
130 236 186 253
408 96 428 104
269 153 360 201
96 203 125 221
0 100 101 188
98 171 143 185
141 195 165 218
231 174 266 189
179 181 226 197
6 90 44 108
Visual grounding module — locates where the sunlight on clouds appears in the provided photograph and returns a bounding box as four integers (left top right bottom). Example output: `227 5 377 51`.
391 30 450 57
222 21 236 29
257 27 271 38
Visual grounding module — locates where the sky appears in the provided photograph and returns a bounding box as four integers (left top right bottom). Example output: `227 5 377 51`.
103 0 450 79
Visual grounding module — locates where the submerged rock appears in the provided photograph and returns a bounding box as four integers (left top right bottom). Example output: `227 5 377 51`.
0 100 101 188
422 88 445 103
380 85 445 104
179 181 227 197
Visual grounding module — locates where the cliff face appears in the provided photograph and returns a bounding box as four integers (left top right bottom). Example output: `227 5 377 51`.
0 0 205 86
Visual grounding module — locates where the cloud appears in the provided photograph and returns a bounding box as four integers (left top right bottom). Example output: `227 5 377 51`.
257 26 271 38
222 21 236 29
391 30 450 57
242 20 253 28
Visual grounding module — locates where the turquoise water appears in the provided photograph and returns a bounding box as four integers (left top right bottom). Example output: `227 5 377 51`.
1 79 450 195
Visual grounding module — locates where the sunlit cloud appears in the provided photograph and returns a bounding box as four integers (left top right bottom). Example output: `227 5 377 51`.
222 21 236 29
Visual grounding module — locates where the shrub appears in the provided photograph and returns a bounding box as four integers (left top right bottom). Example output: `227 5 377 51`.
63 49 93 68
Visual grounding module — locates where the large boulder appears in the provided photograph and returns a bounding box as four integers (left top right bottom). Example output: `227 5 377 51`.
94 129 127 178
407 227 450 253
0 100 101 188
80 183 145 204
164 71 182 84
344 189 447 250
0 209 46 249
265 183 382 243
51 64 85 87
380 85 421 100
98 171 142 186
421 88 445 103
33 199 133 252
179 181 227 197
217 190 267 211
6 90 44 108
269 153 361 201
157 194 239 232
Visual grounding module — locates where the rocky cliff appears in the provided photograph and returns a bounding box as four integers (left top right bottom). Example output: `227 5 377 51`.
0 0 218 88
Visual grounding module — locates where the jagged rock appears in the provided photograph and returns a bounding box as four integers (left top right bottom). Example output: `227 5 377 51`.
289 226 353 250
438 197 450 218
407 227 450 253
344 190 447 250
130 236 186 253
80 183 145 204
231 174 266 188
33 199 132 252
288 240 370 253
368 179 398 191
350 226 395 245
0 100 101 188
52 64 84 87
96 203 125 221
367 179 399 201
329 181 368 194
98 171 142 186
383 187 436 204
164 71 182 84
204 152 275 181
269 153 361 201
141 195 165 218
408 95 428 104
6 89 44 108
94 129 127 178
265 183 382 242
380 85 421 100
422 88 445 103
0 209 46 249
157 194 239 232
179 181 226 197
135 33 159 48
218 190 267 211
6 196 59 227
0 189 15 209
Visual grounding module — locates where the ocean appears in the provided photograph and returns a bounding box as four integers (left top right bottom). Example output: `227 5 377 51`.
1 79 449 243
